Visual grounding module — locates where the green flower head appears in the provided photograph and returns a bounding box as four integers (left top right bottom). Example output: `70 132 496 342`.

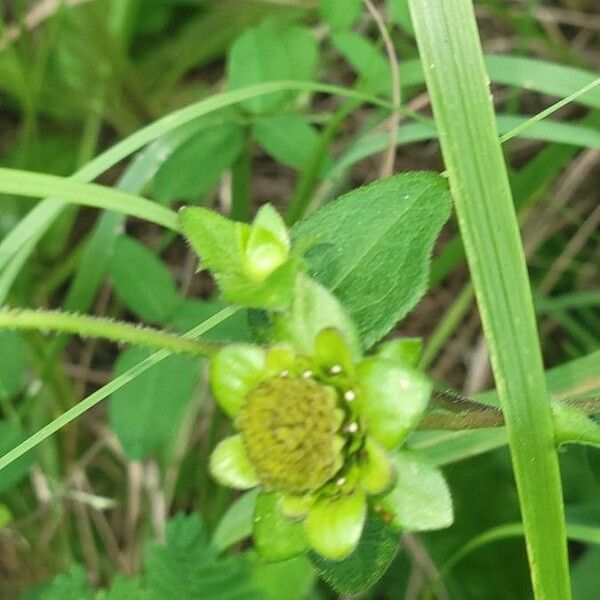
209 328 433 561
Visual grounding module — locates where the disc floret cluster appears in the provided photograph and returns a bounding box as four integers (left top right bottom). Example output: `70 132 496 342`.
209 327 431 560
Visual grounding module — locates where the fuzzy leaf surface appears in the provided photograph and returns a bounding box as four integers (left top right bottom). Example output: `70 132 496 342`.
293 173 451 347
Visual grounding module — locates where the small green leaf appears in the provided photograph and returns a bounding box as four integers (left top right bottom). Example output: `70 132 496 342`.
357 358 431 449
210 344 266 417
0 504 11 529
253 492 307 562
228 20 318 114
331 31 391 94
154 122 246 203
319 0 363 30
210 435 259 490
0 420 37 493
213 489 259 552
310 510 399 594
99 575 142 600
379 450 453 531
109 347 199 460
253 116 322 170
273 276 361 358
360 438 394 495
0 330 27 399
376 338 423 368
292 173 451 347
553 403 600 448
305 492 367 560
110 236 181 324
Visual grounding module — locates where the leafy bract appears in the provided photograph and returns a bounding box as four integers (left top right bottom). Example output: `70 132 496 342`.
380 450 453 531
293 173 451 347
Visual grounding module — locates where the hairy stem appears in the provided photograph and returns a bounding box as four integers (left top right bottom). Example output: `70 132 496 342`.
0 308 221 357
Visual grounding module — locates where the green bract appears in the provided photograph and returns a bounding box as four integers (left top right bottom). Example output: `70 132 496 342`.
179 204 301 310
208 327 434 561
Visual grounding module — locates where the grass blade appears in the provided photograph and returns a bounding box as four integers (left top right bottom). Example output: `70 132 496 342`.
408 1 571 598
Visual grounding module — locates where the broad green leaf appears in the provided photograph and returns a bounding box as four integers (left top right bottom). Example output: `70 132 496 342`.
109 347 199 460
310 511 399 595
145 514 264 600
110 236 182 324
253 115 321 171
0 421 36 493
253 492 307 562
293 173 451 347
319 0 362 30
379 450 453 531
227 20 318 114
0 330 27 399
154 122 246 203
213 489 259 552
331 31 391 94
273 276 361 358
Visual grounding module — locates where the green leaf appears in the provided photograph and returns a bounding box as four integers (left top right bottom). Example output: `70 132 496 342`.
553 404 600 448
310 511 399 595
109 347 199 460
0 330 27 399
227 20 318 114
0 421 36 493
319 0 362 30
39 565 93 600
253 116 322 171
292 173 451 347
253 492 307 562
273 276 361 358
388 0 414 34
154 122 246 203
110 236 182 324
170 299 251 342
379 450 453 531
331 31 390 94
145 514 264 600
213 489 259 552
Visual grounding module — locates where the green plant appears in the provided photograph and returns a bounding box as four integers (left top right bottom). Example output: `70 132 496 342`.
0 1 600 598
